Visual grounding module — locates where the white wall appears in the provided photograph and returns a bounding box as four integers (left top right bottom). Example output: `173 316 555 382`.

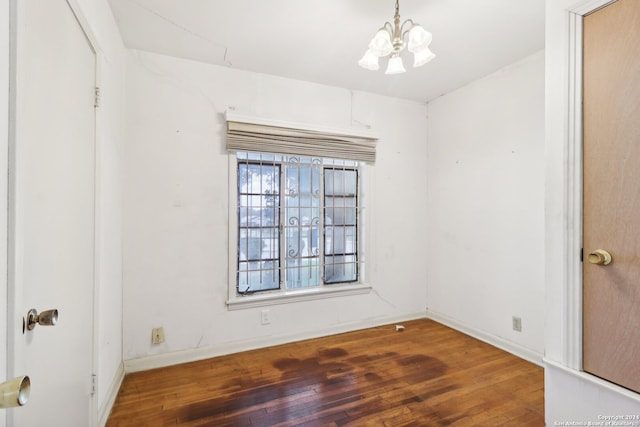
545 0 640 422
122 50 428 367
425 51 545 363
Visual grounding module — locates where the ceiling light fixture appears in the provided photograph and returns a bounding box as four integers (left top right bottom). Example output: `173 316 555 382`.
358 0 436 75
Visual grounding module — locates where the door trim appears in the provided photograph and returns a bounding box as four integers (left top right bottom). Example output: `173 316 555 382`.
64 2 103 425
562 9 584 371
7 0 102 425
0 2 10 423
555 0 619 371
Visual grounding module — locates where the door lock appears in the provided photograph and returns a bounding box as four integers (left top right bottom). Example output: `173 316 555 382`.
587 249 612 266
24 308 58 332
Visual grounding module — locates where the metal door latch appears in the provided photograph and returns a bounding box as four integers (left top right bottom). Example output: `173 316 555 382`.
24 308 59 333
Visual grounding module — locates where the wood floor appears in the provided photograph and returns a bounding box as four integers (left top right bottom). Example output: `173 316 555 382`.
106 319 544 426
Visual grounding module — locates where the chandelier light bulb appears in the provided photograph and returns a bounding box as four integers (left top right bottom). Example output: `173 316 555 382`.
407 26 433 53
369 29 393 57
413 48 436 67
385 55 406 75
358 49 380 70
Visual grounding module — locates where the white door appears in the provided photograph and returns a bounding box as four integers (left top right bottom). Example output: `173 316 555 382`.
9 0 96 425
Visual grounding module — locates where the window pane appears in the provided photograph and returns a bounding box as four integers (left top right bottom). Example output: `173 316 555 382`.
245 152 278 162
285 226 320 258
310 226 320 255
323 166 358 284
286 258 320 288
286 228 301 258
237 159 281 294
323 158 358 168
324 255 357 283
325 169 357 196
238 163 279 196
238 229 259 261
239 227 279 261
285 159 321 198
287 207 315 227
283 157 322 289
325 226 356 255
238 261 280 292
290 195 319 209
239 198 279 227
324 196 356 226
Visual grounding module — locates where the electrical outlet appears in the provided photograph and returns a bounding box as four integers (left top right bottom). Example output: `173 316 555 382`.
261 310 271 325
512 316 522 332
152 327 165 344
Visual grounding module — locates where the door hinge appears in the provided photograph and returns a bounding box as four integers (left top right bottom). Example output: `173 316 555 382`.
91 374 97 395
580 247 584 262
94 86 101 108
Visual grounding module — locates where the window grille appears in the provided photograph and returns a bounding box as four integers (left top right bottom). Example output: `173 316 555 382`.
236 152 360 295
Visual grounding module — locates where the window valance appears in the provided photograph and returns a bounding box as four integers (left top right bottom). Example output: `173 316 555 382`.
226 115 377 164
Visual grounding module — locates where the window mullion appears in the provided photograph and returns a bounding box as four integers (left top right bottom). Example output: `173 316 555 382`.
341 166 346 280
356 167 361 281
279 160 285 289
296 159 302 287
319 165 325 285
259 162 263 286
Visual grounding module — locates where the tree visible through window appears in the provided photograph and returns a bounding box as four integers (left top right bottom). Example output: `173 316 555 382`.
237 152 359 295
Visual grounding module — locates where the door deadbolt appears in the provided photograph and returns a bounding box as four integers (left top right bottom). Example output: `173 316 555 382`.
24 308 58 332
587 249 612 266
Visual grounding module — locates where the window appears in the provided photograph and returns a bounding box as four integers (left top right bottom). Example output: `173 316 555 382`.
236 152 360 296
225 114 376 307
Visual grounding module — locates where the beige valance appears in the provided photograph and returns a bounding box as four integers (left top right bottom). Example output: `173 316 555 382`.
226 120 377 164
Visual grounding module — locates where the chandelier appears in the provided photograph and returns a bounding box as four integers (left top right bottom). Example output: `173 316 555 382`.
358 0 436 75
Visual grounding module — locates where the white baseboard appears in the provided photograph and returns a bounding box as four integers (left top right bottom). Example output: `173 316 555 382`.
545 358 640 403
544 358 640 423
123 312 426 373
426 309 544 367
98 362 125 427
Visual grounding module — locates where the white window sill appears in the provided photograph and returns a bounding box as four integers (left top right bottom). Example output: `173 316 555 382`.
226 283 372 310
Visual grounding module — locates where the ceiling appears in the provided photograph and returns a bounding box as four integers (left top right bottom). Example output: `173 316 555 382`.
107 0 545 103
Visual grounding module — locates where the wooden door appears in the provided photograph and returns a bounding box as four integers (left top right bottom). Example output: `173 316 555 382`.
9 0 96 424
583 0 640 393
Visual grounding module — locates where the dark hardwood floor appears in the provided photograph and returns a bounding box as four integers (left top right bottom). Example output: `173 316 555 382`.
106 319 544 426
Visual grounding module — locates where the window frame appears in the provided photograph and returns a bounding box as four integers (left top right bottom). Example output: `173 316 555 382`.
227 154 371 310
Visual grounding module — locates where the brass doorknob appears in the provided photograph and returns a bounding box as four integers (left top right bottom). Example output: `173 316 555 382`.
587 249 612 265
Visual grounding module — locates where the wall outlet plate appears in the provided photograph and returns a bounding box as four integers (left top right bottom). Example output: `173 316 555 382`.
261 310 271 325
152 327 165 344
512 316 522 332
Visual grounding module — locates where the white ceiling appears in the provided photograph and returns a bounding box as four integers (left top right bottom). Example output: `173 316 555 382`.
107 0 545 103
